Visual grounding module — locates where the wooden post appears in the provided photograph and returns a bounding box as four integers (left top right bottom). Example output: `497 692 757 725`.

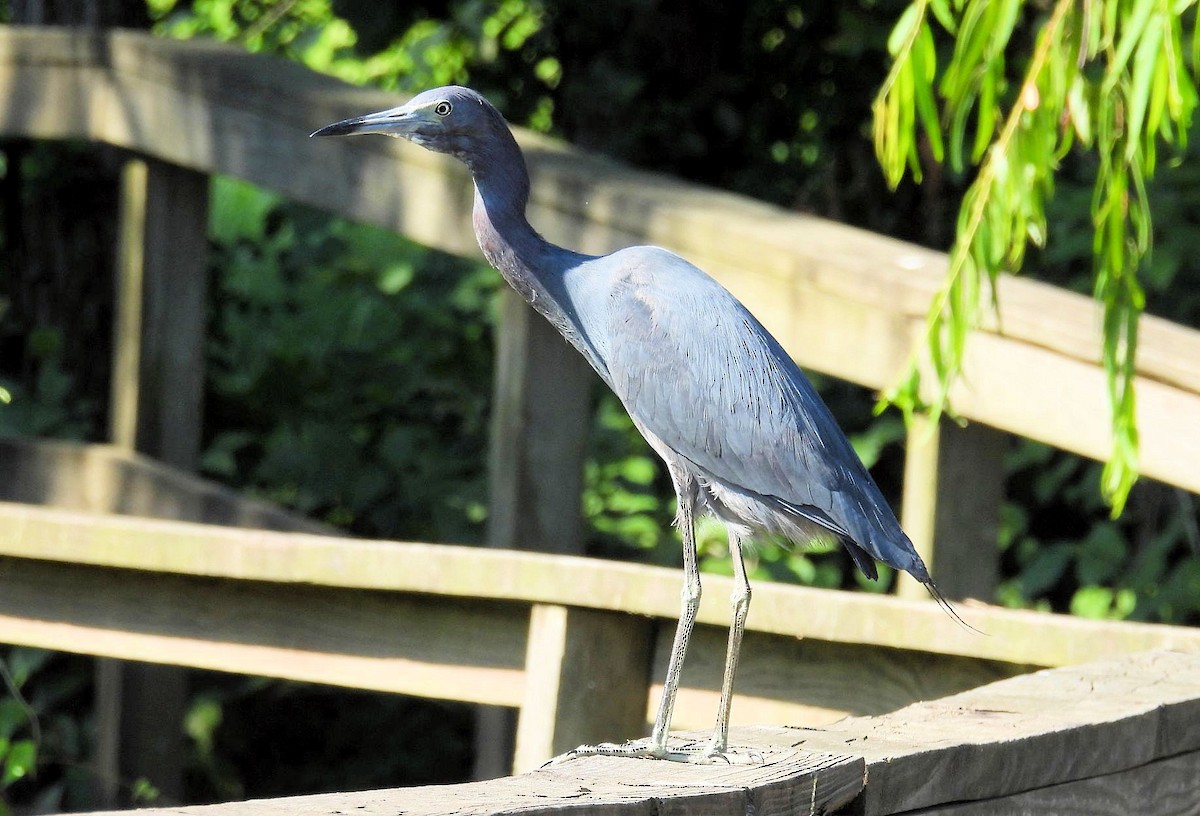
511 605 654 774
99 157 210 806
485 290 593 555
898 415 1007 602
475 290 595 779
110 158 210 470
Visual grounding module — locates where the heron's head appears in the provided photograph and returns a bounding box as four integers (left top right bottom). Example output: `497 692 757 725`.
311 86 507 164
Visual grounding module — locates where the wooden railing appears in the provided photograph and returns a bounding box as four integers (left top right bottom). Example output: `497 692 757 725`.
1 441 1198 813
1 25 1199 814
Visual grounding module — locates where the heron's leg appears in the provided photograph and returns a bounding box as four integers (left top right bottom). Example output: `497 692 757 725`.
706 527 751 756
647 469 702 754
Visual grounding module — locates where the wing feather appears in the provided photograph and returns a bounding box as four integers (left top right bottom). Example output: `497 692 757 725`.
597 247 925 580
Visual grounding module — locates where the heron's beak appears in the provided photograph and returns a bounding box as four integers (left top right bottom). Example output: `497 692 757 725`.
310 103 425 139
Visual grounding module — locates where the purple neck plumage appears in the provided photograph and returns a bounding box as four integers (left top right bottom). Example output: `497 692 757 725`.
463 120 584 319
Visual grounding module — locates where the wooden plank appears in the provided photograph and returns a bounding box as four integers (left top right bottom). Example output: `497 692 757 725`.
908 750 1200 815
73 746 865 816
723 649 1200 814
0 549 1022 745
486 291 592 557
898 417 1006 601
110 158 149 456
0 550 1019 743
58 649 1199 816
111 156 210 471
0 556 529 707
512 605 655 773
0 438 336 532
0 28 1197 495
1 502 1198 668
479 293 594 778
108 154 210 807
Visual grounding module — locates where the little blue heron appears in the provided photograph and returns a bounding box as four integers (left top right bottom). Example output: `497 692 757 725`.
313 87 953 764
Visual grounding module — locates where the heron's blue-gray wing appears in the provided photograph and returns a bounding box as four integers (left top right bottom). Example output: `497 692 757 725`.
598 248 924 580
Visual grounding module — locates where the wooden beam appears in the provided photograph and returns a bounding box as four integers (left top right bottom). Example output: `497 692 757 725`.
0 555 529 706
907 752 1199 815
486 291 593 557
898 417 1006 601
755 648 1200 814
111 156 209 471
73 745 865 816
512 605 654 773
654 625 1027 732
0 438 336 532
478 293 594 778
108 151 211 809
58 649 1199 816
2 502 1198 669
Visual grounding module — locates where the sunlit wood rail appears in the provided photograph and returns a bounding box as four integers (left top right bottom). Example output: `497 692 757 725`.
56 650 1197 815
1 469 1196 812
2 437 1200 783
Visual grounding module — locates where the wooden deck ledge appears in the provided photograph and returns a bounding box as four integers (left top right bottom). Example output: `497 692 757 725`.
77 649 1197 816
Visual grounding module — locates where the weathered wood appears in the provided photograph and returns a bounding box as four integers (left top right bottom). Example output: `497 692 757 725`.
479 292 595 778
738 648 1200 815
0 544 1024 741
75 746 865 816
0 555 529 706
111 156 209 471
486 291 593 557
907 751 1199 815
2 502 1198 670
0 438 336 532
513 605 655 773
60 649 1198 816
898 417 1007 601
108 153 211 806
0 27 1197 496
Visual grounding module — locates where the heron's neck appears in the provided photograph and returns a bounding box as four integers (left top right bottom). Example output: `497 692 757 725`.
469 152 579 315
468 141 609 383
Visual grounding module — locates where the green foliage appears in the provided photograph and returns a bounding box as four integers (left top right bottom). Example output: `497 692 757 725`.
0 649 93 815
874 0 1200 514
997 441 1200 623
149 0 559 129
204 176 496 541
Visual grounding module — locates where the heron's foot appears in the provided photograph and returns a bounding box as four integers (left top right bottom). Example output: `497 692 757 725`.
543 737 763 767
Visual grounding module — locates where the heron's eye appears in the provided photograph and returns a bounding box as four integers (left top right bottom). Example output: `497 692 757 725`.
434 101 452 116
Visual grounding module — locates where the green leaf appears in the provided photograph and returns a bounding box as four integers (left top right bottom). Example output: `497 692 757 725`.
1126 14 1164 158
928 0 959 33
1 739 35 788
1103 0 1156 95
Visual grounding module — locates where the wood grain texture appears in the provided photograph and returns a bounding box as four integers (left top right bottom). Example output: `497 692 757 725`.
0 438 336 532
898 418 1006 602
57 650 1199 816
487 290 593 556
720 649 1200 814
907 750 1200 815
653 626 1029 731
74 746 864 816
513 605 655 772
0 28 1198 494
0 556 529 706
1 501 1198 670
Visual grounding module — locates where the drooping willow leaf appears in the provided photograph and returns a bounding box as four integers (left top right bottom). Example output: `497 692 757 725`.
873 0 1200 514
